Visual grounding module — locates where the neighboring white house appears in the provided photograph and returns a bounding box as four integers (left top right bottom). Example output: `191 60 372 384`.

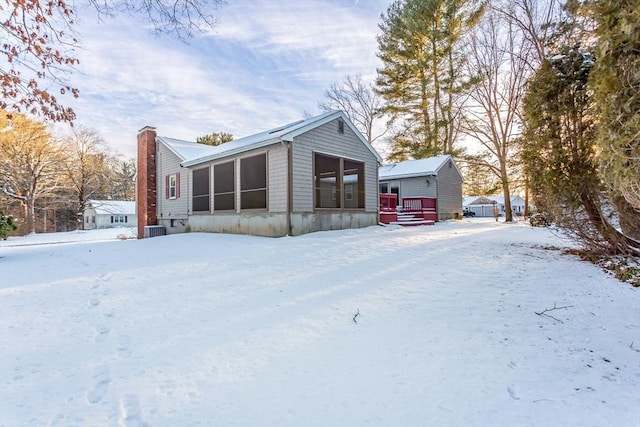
137 111 383 238
379 155 463 220
83 200 136 229
463 195 526 217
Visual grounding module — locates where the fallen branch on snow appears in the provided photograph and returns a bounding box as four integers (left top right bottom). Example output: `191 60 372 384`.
535 302 573 323
353 308 360 324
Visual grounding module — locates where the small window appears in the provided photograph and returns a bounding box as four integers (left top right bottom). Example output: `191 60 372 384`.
169 174 177 199
379 183 389 193
338 119 344 134
166 173 180 199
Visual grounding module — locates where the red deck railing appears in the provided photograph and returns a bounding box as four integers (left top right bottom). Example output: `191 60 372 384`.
401 197 438 222
379 193 398 224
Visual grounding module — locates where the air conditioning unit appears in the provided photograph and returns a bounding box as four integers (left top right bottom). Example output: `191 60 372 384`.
143 225 166 238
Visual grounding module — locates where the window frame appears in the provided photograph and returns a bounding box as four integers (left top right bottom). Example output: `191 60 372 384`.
240 153 268 211
169 174 177 199
192 167 211 213
313 152 366 211
213 161 236 212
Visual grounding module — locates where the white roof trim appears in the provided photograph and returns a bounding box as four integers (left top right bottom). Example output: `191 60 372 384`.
181 111 383 167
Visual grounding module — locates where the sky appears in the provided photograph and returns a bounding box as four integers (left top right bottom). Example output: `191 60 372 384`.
1 219 639 426
60 0 393 159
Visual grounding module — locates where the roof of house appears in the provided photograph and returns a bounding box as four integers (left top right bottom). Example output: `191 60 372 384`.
158 110 383 167
379 155 455 180
86 200 136 215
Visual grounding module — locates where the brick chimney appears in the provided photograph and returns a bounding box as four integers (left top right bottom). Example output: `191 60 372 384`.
137 126 157 238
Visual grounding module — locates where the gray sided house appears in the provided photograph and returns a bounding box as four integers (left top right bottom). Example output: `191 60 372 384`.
83 200 136 230
136 111 383 238
379 155 463 220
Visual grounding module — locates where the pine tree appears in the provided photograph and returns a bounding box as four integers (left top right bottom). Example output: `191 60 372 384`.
376 0 486 159
589 0 640 239
523 46 639 256
196 132 233 146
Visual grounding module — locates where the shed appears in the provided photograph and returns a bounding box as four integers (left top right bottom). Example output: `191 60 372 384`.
83 200 136 229
137 111 383 238
378 155 463 220
463 195 526 218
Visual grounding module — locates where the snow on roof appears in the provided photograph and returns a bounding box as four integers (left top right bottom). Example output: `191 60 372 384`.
162 110 382 167
156 137 218 162
379 155 452 180
87 200 136 215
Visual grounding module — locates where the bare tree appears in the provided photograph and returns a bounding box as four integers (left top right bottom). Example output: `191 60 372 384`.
318 74 387 145
462 9 534 222
62 126 113 229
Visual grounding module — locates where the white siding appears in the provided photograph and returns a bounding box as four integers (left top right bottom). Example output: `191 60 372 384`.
156 142 189 220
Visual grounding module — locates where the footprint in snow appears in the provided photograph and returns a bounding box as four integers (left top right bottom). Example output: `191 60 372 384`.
86 366 110 404
94 325 110 342
88 298 100 308
119 394 146 427
507 385 520 400
117 335 132 359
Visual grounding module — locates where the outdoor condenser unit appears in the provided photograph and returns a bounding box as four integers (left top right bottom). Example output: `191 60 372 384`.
143 225 166 238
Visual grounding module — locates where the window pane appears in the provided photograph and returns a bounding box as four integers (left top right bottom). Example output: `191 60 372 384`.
214 162 234 193
241 154 267 191
192 167 210 212
193 195 210 212
240 154 267 209
214 161 235 211
241 190 267 210
214 194 234 211
344 160 365 209
315 154 340 209
193 168 210 196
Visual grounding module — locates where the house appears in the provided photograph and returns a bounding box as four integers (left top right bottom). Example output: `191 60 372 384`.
463 195 526 217
378 155 463 220
137 111 383 238
83 200 136 229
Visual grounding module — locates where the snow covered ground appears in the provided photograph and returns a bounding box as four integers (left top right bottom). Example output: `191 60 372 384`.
1 219 638 427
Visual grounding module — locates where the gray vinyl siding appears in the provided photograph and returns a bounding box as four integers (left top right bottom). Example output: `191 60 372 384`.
267 144 287 213
396 176 437 199
290 118 378 213
157 141 189 220
435 159 463 219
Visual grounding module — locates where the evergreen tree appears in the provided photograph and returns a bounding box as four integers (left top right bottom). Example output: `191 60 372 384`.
589 0 640 239
0 212 17 240
196 132 233 146
376 0 486 159
523 46 639 256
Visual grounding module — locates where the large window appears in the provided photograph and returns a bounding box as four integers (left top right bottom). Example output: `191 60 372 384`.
314 154 365 209
214 161 235 211
192 167 210 212
241 154 267 210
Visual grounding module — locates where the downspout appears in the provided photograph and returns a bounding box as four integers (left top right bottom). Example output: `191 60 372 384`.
281 139 293 236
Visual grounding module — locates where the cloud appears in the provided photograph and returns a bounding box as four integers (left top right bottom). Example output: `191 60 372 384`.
64 1 390 158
